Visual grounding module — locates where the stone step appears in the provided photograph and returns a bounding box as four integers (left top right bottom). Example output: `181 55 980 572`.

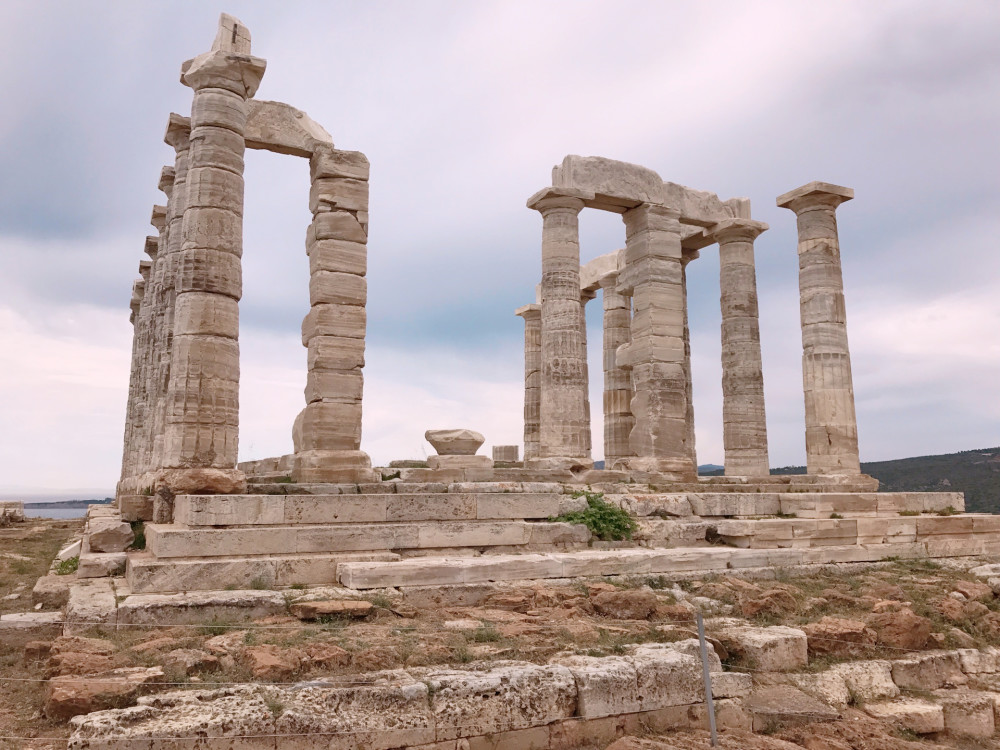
126 551 400 594
146 520 588 558
336 536 1000 590
174 492 566 526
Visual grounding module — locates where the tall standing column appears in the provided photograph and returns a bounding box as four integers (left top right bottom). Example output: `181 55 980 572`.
515 304 542 461
526 188 592 468
599 274 633 464
616 204 695 480
777 182 860 475
711 219 770 476
292 144 376 482
580 289 595 458
159 15 265 494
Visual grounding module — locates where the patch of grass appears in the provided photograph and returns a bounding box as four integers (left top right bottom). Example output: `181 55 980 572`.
364 592 394 610
10 559 33 575
898 510 921 516
249 576 272 590
54 556 79 575
129 521 145 550
381 470 401 481
936 505 960 516
199 619 235 637
554 491 637 541
471 623 502 643
263 694 285 717
289 583 307 590
274 476 294 484
453 642 474 663
774 512 797 519
829 512 843 519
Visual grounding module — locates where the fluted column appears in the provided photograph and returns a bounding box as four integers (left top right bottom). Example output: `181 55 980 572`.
616 204 695 480
292 144 376 482
599 274 633 464
526 188 592 468
710 219 770 476
159 15 265 494
580 289 595 458
515 304 542 461
777 181 860 475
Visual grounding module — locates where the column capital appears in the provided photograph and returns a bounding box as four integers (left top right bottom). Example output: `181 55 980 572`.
681 248 700 266
596 272 619 290
151 206 167 233
181 50 266 97
526 186 591 214
164 113 191 151
139 260 152 281
144 236 159 259
710 218 769 244
515 303 541 321
581 288 597 303
159 167 175 194
777 181 853 214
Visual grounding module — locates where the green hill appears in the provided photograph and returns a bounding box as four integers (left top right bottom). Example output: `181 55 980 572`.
710 448 1000 514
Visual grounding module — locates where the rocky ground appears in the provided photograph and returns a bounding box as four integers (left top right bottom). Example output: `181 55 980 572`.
7 517 1000 747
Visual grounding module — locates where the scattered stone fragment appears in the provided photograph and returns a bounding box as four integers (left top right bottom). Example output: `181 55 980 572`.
865 698 944 735
591 589 658 620
289 599 373 620
241 644 304 680
867 608 932 650
162 648 220 675
44 666 164 719
801 617 875 657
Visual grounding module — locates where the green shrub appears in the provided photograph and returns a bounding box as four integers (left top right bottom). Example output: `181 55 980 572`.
54 556 79 575
130 521 146 550
554 492 637 541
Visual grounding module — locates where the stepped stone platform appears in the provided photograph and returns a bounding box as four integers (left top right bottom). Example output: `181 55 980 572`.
109 475 985 595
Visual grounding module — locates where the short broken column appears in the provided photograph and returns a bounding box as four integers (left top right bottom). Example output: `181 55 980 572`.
292 144 376 482
599 273 633 464
159 17 265 494
526 188 592 469
616 204 695 480
515 303 542 461
711 218 770 476
777 182 861 475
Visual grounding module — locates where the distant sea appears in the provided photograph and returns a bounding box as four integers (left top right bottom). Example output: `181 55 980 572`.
25 507 87 520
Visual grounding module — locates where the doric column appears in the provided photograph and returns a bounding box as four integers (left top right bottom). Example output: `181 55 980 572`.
777 181 861 475
119 273 147 491
159 15 265 494
526 188 592 468
616 204 695 480
599 274 633 464
710 219 770 476
515 304 542 461
681 249 698 471
291 144 376 482
580 289 595 458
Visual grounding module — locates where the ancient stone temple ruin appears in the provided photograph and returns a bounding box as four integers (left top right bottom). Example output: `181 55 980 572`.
85 14 997 598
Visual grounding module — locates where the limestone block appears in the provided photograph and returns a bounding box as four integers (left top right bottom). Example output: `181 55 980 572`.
309 270 367 306
77 553 127 579
180 205 242 255
416 521 531 549
313 210 367 242
891 652 968 690
386 493 475 522
688 493 780 516
33 574 72 609
426 429 486 455
296 401 363 451
284 494 387 524
307 336 365 371
550 654 641 717
117 590 287 627
866 698 944 734
426 663 576 740
277 680 434 749
296 524 421 553
710 671 752 699
311 147 370 181
87 518 134 554
718 626 808 672
630 645 705 710
958 647 1000 674
427 455 493 470
172 292 238 338
829 660 898 702
0 500 24 522
147 524 297 558
475 493 563 520
492 445 519 462
616 494 693 518
0 611 62 639
118 495 153 522
174 494 284 526
309 238 368 277
310 177 369 213
934 689 996 737
65 579 117 635
302 304 366 344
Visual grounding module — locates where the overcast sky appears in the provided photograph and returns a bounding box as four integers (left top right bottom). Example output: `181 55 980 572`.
1 1 998 495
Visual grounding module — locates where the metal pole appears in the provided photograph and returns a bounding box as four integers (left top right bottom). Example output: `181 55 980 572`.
696 612 718 746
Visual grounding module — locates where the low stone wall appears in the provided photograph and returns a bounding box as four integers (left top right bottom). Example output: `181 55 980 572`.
0 500 25 524
68 640 746 749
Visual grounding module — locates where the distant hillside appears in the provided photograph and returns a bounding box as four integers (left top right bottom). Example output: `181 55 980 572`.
22 497 113 510
707 448 1000 514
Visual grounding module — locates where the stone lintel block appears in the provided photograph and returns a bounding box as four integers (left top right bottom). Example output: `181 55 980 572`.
777 181 854 211
310 147 370 182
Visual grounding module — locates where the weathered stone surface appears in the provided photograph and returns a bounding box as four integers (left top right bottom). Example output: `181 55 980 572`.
551 654 640 717
0 611 63 639
746 684 839 730
65 579 117 635
719 626 808 672
934 688 996 737
77 552 128 579
289 599 373 620
866 698 944 734
425 429 486 456
801 616 876 657
32 573 72 609
868 608 933 650
162 648 219 675
242 644 304 680
890 652 967 690
45 667 164 719
592 589 658 620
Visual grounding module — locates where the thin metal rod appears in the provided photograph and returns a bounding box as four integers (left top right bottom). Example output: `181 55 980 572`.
696 612 718 746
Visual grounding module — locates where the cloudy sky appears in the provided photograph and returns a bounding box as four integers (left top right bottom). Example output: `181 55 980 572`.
0 1 997 495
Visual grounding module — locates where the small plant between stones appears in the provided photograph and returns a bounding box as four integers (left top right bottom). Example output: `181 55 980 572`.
54 556 79 575
553 491 637 541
